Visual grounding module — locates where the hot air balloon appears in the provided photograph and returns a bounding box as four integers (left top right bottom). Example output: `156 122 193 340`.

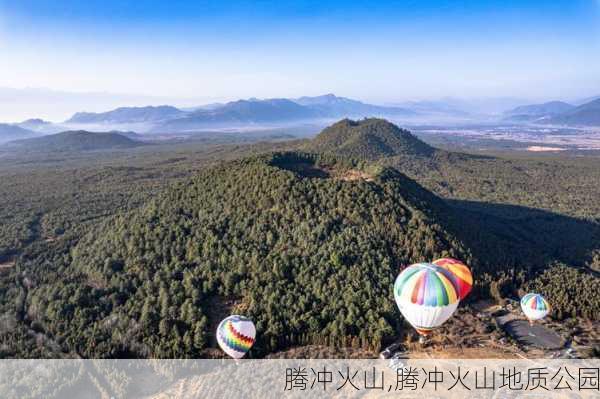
394 263 460 338
216 315 256 359
520 293 549 325
432 258 473 300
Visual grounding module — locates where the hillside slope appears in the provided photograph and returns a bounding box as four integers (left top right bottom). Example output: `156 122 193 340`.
16 118 52 130
547 98 600 126
66 105 185 124
6 130 144 152
505 101 573 116
294 94 415 118
30 152 469 357
503 101 574 122
156 98 318 131
64 95 417 132
305 118 435 160
0 123 40 144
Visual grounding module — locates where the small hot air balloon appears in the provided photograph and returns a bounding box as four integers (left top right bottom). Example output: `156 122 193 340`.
394 263 460 338
216 315 256 359
520 293 549 325
432 258 473 300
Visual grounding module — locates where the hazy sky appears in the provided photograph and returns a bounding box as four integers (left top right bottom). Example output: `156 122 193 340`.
1 1 599 121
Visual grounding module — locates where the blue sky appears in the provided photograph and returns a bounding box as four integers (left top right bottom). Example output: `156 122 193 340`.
0 1 599 119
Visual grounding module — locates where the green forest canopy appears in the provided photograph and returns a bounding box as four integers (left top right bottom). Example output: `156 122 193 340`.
1 119 599 358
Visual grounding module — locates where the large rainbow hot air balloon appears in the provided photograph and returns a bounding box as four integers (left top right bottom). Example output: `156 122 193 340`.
520 293 549 324
432 258 473 300
216 315 256 359
394 263 460 337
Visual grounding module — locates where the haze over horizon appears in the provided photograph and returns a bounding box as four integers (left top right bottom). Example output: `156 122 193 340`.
1 1 599 121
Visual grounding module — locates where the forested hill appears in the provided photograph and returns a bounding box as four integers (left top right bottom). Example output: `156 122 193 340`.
4 146 600 359
305 118 436 160
30 152 469 357
5 130 144 152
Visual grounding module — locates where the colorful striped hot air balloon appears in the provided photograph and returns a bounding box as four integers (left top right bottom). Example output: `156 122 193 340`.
394 263 460 337
520 293 549 324
432 258 473 300
216 315 256 359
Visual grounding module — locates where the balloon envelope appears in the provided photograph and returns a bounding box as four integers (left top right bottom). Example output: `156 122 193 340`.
520 293 549 322
216 315 256 359
432 258 473 300
394 263 460 336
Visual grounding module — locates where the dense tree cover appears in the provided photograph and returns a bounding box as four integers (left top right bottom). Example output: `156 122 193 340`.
378 149 600 220
304 119 600 306
0 140 293 258
450 199 600 271
1 140 298 358
1 120 600 358
523 263 600 320
306 118 600 219
18 153 469 357
305 118 435 160
0 163 171 258
0 237 79 358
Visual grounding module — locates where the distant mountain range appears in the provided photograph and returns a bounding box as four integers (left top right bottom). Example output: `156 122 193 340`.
503 101 574 122
156 98 317 131
15 118 65 134
66 105 186 124
17 118 52 129
56 94 415 132
546 98 600 126
293 93 415 118
153 94 416 132
502 97 600 126
4 130 144 152
5 93 600 135
0 123 40 144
